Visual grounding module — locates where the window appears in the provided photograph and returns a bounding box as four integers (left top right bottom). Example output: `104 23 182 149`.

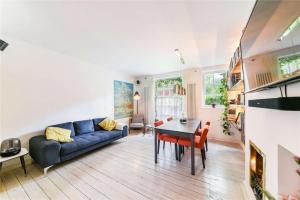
155 77 183 119
278 53 300 78
203 71 226 106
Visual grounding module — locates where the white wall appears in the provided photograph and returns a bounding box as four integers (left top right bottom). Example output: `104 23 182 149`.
0 37 134 151
244 82 300 198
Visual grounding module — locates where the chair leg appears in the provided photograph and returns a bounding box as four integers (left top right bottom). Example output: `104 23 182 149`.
205 139 208 152
178 145 182 161
201 148 206 169
158 140 160 154
175 143 178 160
163 141 165 149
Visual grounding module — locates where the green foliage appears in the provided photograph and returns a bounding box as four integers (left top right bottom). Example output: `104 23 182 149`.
204 72 224 106
218 73 230 135
278 53 300 76
155 77 182 88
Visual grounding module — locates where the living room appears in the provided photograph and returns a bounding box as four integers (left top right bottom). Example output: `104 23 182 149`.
1 0 300 200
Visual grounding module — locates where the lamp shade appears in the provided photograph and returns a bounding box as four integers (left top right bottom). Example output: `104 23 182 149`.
133 91 141 100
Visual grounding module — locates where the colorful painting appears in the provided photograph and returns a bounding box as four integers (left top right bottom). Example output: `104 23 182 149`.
114 80 133 119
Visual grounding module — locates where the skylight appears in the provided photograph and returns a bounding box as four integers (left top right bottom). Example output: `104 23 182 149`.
279 16 300 41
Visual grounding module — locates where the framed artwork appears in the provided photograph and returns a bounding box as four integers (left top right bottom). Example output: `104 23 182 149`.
114 80 133 119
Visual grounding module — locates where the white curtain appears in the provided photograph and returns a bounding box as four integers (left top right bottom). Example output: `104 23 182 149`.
187 83 197 119
155 85 183 119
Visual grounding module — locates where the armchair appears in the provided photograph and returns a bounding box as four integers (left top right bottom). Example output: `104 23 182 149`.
129 114 145 134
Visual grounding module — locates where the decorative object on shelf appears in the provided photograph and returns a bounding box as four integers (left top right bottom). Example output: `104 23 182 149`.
133 91 141 114
114 80 134 119
219 74 230 135
174 49 186 96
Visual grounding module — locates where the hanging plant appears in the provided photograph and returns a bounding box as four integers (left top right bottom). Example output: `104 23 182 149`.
219 73 231 135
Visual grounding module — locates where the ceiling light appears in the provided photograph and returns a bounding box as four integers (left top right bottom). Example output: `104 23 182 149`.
278 16 300 41
174 49 185 64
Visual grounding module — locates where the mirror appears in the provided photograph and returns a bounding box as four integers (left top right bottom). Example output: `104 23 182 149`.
241 0 300 91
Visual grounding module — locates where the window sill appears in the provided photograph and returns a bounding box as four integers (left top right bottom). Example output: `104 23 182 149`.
201 105 224 109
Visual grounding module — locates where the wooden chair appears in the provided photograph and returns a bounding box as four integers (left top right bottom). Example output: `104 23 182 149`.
129 114 145 134
177 127 209 168
154 120 178 160
163 116 173 149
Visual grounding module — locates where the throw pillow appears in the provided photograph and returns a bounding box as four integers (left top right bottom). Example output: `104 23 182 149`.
99 118 117 131
46 127 74 142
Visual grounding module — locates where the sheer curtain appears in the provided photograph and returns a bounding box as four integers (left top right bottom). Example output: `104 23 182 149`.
155 85 183 119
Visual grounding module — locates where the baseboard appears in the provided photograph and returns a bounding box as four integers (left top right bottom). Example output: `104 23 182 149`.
208 137 241 145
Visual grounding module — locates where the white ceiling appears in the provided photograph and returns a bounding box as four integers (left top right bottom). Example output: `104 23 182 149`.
1 0 255 76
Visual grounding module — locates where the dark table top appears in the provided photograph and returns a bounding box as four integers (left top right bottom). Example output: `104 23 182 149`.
155 119 201 135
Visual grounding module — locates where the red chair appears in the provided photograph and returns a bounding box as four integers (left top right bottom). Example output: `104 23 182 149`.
196 121 210 151
154 120 178 160
167 116 173 121
177 128 209 168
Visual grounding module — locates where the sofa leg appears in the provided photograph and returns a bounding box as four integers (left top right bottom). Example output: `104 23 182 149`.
44 165 53 175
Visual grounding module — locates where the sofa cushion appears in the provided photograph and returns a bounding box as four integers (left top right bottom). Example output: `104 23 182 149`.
60 134 103 155
73 120 94 136
49 122 75 137
92 130 122 140
93 118 106 131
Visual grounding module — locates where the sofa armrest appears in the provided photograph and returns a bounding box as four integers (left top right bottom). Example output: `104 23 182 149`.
122 125 128 137
29 135 61 168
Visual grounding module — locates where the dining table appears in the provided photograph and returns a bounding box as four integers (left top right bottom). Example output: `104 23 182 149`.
154 119 201 175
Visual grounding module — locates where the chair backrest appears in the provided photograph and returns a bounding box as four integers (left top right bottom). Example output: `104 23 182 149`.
154 120 164 127
167 116 173 121
198 128 209 148
132 114 144 123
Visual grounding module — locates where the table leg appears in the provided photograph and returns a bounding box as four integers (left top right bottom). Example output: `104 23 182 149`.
20 156 27 175
154 130 158 164
191 135 195 175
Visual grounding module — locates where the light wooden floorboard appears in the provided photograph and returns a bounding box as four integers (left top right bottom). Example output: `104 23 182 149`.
0 134 246 200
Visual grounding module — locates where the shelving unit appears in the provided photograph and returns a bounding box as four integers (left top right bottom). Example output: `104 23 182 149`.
227 45 245 144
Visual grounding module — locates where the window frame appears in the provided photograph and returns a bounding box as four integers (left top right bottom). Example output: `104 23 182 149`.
202 69 226 108
154 76 184 119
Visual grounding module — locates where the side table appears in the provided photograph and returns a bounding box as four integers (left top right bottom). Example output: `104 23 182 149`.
0 148 28 175
145 124 154 135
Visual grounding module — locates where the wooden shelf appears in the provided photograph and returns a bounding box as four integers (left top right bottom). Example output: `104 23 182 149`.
230 60 241 74
229 80 244 91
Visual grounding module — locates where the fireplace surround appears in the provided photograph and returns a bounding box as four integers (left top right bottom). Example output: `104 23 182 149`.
250 141 266 200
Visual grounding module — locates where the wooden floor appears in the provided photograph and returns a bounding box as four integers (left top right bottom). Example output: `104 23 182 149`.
0 134 246 200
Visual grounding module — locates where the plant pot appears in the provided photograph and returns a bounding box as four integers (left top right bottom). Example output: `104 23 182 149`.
211 103 216 108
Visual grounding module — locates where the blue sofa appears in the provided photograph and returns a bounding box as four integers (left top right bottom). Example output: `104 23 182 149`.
29 118 128 173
